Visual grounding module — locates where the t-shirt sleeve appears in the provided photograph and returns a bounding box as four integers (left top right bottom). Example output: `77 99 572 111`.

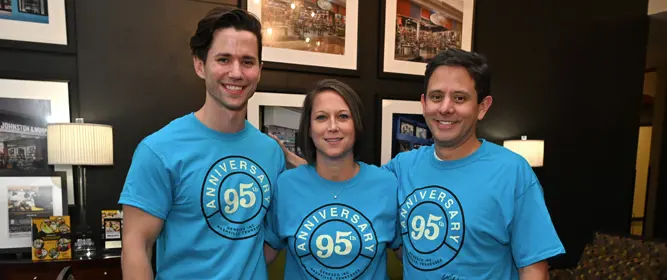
264 177 287 250
380 155 399 174
118 142 173 220
389 215 403 249
510 181 566 268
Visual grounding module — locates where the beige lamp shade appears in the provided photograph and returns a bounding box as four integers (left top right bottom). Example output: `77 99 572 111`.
47 119 114 165
503 135 544 167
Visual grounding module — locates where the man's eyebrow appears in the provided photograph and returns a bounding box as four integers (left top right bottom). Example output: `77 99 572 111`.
212 53 257 60
452 90 471 95
242 55 257 61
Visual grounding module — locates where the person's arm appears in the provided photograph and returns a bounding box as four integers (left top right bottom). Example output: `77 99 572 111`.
117 142 174 280
510 177 565 277
518 261 549 279
393 246 403 262
267 133 307 167
264 243 280 264
121 205 164 280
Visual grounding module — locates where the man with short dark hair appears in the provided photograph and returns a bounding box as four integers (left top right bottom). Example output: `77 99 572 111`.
119 8 284 280
386 48 565 279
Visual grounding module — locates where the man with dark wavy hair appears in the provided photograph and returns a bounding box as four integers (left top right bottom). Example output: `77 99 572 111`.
119 7 284 280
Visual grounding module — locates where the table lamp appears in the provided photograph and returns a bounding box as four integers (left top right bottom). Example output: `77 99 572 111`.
503 135 544 167
47 118 114 258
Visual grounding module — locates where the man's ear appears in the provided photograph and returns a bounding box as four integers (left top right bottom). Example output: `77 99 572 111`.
420 93 426 110
257 61 263 82
477 95 493 120
193 56 205 79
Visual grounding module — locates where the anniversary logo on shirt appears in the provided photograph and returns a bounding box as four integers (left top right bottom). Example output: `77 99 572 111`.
200 156 271 240
293 203 378 280
400 185 466 271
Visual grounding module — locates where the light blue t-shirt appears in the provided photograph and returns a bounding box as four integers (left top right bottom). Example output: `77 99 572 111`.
265 162 400 280
118 113 285 280
384 139 565 279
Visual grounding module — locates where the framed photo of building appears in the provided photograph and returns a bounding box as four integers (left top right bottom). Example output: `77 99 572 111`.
0 78 74 205
381 0 475 77
380 98 433 165
0 171 68 254
245 0 359 74
0 0 74 53
247 92 306 157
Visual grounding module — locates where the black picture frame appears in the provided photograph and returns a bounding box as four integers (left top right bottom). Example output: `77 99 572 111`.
0 171 69 255
375 91 424 165
0 0 77 54
240 0 361 77
377 0 477 81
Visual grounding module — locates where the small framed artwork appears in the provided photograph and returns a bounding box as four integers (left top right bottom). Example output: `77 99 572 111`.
0 0 75 53
381 0 475 77
244 0 359 75
0 171 68 254
101 210 123 250
380 98 434 165
0 78 75 205
247 92 306 157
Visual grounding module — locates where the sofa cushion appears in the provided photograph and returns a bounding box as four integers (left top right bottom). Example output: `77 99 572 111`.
571 233 660 279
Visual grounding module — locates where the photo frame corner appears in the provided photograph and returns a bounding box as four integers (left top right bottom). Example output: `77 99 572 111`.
377 95 424 166
0 0 76 54
0 77 75 206
0 170 70 254
247 91 307 130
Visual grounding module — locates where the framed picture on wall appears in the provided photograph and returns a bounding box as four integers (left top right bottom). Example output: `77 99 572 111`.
0 171 68 254
380 0 475 77
244 0 359 76
0 0 75 53
0 78 75 206
380 98 434 165
248 92 306 157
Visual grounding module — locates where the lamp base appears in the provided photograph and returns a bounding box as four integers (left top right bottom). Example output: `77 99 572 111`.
72 222 97 260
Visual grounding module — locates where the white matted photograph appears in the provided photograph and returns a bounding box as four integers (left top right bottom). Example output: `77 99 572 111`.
247 92 306 156
381 99 434 165
0 0 68 46
247 0 358 70
0 78 74 205
0 172 66 253
382 0 474 76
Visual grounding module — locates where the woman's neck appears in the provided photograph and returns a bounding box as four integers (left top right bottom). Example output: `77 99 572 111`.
315 153 359 182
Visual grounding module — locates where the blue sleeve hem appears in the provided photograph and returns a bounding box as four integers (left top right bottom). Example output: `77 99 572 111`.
515 247 566 268
265 240 285 251
118 192 168 220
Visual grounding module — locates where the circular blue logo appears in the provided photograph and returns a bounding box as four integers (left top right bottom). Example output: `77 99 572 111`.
400 186 465 271
293 204 378 280
200 156 271 240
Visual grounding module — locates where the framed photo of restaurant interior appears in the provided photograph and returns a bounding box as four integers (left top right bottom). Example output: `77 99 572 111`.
0 171 68 254
244 0 359 76
247 92 306 158
0 78 75 206
380 0 475 77
0 0 76 53
379 97 434 165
